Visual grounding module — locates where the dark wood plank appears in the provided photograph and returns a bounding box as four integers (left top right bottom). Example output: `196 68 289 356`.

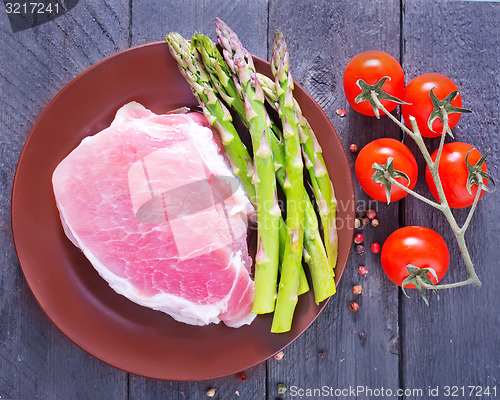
131 0 269 59
0 2 131 398
401 1 500 397
267 1 401 396
128 365 264 400
128 2 268 399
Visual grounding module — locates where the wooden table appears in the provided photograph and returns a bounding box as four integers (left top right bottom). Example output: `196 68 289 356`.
1 1 498 398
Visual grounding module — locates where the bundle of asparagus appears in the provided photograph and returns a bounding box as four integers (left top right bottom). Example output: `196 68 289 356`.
165 18 338 333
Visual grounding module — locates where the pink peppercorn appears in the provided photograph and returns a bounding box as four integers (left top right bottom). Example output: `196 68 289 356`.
371 242 381 254
237 372 248 382
358 265 368 275
366 209 376 219
352 285 363 295
354 233 364 244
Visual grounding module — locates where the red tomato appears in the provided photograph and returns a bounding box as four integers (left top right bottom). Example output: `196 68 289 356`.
343 51 405 116
355 138 418 202
425 142 487 208
381 226 449 288
401 73 463 138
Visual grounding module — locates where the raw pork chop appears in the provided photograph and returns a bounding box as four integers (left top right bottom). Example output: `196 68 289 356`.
52 102 256 327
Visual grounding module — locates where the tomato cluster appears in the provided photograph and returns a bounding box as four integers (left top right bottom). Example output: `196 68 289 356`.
343 51 491 292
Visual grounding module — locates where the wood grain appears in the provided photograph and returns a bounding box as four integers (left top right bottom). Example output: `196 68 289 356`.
131 0 269 59
0 1 130 399
267 1 401 397
401 1 500 397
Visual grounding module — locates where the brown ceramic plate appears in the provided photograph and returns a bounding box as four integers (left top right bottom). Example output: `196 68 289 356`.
11 42 354 381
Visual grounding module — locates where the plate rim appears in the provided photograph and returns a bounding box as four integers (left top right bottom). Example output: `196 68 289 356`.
11 41 354 380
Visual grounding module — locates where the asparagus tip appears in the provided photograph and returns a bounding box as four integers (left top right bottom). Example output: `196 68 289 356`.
255 237 271 265
256 130 272 159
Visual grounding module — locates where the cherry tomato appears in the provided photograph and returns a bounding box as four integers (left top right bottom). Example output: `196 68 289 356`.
343 51 405 116
401 73 463 138
355 138 418 202
425 142 487 209
381 226 449 288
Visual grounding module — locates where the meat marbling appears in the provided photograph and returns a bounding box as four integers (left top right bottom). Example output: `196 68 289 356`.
52 102 256 327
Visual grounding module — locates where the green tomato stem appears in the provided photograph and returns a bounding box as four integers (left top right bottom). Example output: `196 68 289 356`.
416 276 477 290
368 92 414 137
370 92 482 290
433 108 448 168
387 177 443 210
460 184 482 234
422 110 451 209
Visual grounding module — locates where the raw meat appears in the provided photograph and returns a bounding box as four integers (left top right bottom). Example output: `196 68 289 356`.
52 102 256 327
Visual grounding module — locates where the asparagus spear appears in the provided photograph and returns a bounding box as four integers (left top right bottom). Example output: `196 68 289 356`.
214 19 281 314
193 33 311 296
166 34 304 316
269 30 305 332
272 128 335 304
168 33 309 299
258 72 338 275
165 33 256 204
193 32 335 304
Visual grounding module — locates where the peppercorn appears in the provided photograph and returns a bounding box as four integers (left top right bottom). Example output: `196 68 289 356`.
371 218 379 227
359 332 367 340
352 285 363 295
349 143 358 153
237 372 247 382
207 388 216 397
362 217 370 226
353 233 364 244
358 265 368 275
354 218 361 229
355 205 365 218
349 301 360 312
366 209 376 219
371 242 381 254
277 383 287 394
336 108 347 117
356 245 365 255
274 351 284 360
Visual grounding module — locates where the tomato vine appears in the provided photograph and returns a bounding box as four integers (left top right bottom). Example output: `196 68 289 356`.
344 51 496 299
366 81 494 290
